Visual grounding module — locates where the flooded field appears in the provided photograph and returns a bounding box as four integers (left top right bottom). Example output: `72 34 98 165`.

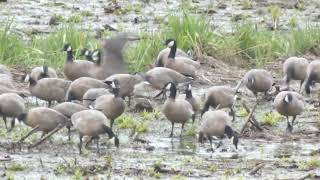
0 58 319 179
0 0 320 35
0 0 320 179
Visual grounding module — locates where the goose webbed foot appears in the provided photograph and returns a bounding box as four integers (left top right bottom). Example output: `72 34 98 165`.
206 148 215 152
286 123 293 133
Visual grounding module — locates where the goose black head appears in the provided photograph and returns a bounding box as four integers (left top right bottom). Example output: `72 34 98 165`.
24 74 36 86
225 125 239 149
104 79 120 96
80 48 92 61
185 83 193 98
283 93 293 104
247 76 255 87
164 39 174 45
40 65 49 78
165 39 176 48
9 113 27 132
163 82 177 99
198 131 204 143
91 49 101 65
103 125 120 148
63 43 72 52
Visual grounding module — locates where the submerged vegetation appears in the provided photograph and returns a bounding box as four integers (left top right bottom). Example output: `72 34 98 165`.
1 11 320 71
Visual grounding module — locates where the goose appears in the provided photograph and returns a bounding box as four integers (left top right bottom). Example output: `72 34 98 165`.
94 80 125 128
82 88 111 107
104 73 143 104
142 67 193 100
185 84 200 123
273 91 304 133
163 40 199 77
304 60 320 94
237 69 274 102
66 77 109 102
80 48 93 61
0 64 11 76
71 109 119 154
88 33 131 80
0 74 14 89
0 85 30 97
201 86 237 121
155 39 190 67
282 57 308 91
0 93 25 131
199 110 238 151
162 82 194 137
62 43 95 81
52 102 88 118
15 107 71 144
29 65 58 81
144 67 193 90
25 75 71 107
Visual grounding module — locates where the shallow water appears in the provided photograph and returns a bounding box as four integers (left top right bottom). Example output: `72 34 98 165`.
0 0 319 36
0 0 320 179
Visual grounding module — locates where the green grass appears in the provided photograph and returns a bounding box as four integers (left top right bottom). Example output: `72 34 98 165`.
261 112 282 126
7 163 28 171
0 19 27 66
31 24 98 68
238 107 249 117
1 12 320 71
270 5 281 30
183 124 197 137
0 20 98 69
116 113 149 133
298 156 320 170
242 0 253 9
127 12 214 72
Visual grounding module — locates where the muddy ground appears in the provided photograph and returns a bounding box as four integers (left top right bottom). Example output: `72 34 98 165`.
0 0 320 179
0 56 319 179
0 0 320 36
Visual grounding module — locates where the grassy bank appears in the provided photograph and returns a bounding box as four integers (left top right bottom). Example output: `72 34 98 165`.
1 14 320 72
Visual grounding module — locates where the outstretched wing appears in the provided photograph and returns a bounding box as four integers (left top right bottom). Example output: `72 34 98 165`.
101 33 131 75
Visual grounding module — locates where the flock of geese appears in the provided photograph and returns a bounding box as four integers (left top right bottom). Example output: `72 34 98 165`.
0 33 318 154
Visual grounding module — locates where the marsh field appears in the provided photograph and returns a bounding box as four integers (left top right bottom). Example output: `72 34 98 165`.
0 0 320 179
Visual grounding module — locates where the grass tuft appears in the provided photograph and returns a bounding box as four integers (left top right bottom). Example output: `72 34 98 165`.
1 13 320 71
261 112 282 126
7 163 28 171
298 156 320 170
242 0 253 9
183 124 197 137
116 114 149 133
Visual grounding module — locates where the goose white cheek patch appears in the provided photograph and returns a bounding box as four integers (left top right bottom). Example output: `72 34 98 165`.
108 137 115 145
284 95 290 103
247 78 254 85
233 95 238 101
67 46 72 51
24 74 30 82
188 84 192 90
111 81 116 88
92 56 99 61
167 41 174 48
92 51 99 57
230 136 234 142
166 83 172 90
84 50 90 56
